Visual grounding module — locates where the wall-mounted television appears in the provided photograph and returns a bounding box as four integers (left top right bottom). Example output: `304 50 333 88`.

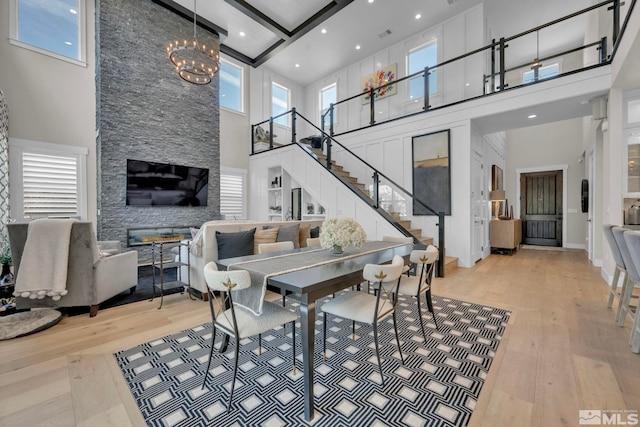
126 159 209 206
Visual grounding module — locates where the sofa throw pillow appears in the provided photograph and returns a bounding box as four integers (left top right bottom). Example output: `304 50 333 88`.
310 226 320 238
253 228 279 254
216 228 256 259
264 224 300 248
298 224 311 248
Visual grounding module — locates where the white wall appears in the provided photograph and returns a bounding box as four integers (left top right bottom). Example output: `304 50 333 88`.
505 117 588 248
302 5 484 133
0 0 97 225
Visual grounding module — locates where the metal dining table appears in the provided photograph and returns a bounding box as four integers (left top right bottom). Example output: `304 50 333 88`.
216 241 414 421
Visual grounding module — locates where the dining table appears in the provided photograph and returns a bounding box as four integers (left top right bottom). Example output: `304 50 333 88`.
216 240 415 421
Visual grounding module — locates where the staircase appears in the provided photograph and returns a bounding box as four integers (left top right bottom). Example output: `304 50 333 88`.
310 146 458 274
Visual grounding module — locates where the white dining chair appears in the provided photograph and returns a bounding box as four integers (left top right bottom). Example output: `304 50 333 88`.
201 262 298 411
258 240 295 254
382 235 413 275
396 246 440 341
603 225 628 316
321 254 405 385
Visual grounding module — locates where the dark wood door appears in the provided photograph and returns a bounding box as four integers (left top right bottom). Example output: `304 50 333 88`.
520 170 563 247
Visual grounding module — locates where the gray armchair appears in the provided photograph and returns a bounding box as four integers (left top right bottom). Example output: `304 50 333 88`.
8 221 138 317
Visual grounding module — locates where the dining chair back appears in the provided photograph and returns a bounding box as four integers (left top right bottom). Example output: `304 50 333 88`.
397 246 440 341
202 262 298 411
306 237 321 247
258 241 295 254
603 225 627 311
320 254 406 386
621 231 640 353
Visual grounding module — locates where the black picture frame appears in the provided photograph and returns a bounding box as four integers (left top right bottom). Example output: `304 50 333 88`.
412 129 451 215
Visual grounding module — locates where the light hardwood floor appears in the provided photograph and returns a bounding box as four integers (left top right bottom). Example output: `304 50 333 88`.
1 248 639 427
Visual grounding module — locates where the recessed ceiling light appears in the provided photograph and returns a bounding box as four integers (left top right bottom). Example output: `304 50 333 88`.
64 41 72 46
465 83 470 86
321 28 327 34
415 13 422 19
239 31 245 37
368 0 374 3
69 8 77 14
356 45 361 50
295 63 300 68
528 114 537 119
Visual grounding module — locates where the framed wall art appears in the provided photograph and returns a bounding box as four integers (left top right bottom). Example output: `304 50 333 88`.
361 63 397 104
412 129 451 215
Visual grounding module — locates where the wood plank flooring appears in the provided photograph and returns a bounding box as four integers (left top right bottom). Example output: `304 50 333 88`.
1 248 639 427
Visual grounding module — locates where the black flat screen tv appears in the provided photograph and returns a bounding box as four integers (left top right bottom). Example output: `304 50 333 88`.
126 159 209 206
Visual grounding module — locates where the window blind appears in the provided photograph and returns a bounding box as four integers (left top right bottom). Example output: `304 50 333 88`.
22 152 79 217
220 172 244 219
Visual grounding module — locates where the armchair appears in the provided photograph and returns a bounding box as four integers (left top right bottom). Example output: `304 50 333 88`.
7 221 138 317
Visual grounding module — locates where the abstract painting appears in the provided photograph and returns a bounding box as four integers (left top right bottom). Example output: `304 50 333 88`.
361 63 397 103
412 129 451 215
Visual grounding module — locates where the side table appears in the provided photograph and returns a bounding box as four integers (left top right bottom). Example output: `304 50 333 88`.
151 240 193 308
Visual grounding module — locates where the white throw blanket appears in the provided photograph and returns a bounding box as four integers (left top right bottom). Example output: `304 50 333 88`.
14 218 77 301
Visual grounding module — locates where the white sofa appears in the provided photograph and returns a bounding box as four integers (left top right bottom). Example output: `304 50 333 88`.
180 219 324 296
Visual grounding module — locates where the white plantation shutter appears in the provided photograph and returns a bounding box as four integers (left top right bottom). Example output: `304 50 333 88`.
220 168 245 219
23 152 79 217
9 138 87 220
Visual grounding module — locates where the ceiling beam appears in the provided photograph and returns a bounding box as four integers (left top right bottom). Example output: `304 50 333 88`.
224 0 355 67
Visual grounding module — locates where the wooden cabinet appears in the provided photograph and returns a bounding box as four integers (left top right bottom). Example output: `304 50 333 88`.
490 219 522 253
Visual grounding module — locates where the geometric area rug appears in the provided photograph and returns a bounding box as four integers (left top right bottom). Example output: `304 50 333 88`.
114 294 511 427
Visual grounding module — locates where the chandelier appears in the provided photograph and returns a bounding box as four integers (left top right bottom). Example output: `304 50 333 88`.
166 0 220 85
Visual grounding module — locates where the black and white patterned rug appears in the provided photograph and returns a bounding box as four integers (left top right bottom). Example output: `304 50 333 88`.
115 294 510 426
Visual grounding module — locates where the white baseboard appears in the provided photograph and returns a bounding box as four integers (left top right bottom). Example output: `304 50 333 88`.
564 243 586 250
592 257 603 268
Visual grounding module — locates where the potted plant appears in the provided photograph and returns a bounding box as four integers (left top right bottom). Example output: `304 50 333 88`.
319 218 367 255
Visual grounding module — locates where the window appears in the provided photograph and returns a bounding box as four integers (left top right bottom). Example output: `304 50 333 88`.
220 168 246 220
272 83 290 126
10 0 86 65
220 60 244 113
523 63 560 84
408 41 438 100
9 139 88 220
320 83 337 130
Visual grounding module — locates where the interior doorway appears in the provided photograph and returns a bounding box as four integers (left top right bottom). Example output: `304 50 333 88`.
518 168 565 247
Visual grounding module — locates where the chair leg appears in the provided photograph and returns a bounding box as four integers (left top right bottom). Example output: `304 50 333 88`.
372 322 385 386
291 320 297 374
282 294 287 335
415 294 428 343
202 324 218 390
392 310 405 365
89 304 99 317
618 276 633 326
631 307 640 353
352 320 356 340
608 267 621 308
323 312 327 362
227 338 240 413
425 289 439 331
258 333 262 355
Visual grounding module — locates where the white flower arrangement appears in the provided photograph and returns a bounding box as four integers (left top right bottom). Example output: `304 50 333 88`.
319 218 367 250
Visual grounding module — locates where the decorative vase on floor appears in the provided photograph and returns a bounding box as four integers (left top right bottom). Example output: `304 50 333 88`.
332 245 344 256
0 264 12 285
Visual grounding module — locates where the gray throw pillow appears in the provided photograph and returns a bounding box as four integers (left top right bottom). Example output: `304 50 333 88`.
216 228 256 258
264 223 300 248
